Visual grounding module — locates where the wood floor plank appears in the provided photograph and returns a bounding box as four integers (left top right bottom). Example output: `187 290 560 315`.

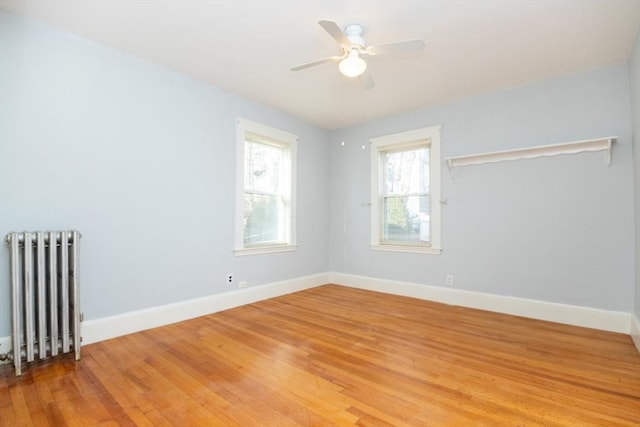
1 284 639 425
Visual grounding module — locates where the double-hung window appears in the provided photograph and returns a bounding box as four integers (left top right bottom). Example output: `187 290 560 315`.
370 125 441 254
235 118 297 255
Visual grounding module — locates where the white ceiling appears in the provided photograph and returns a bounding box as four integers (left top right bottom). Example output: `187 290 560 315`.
1 0 639 130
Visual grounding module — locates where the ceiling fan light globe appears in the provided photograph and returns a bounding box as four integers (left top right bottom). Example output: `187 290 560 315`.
339 55 367 77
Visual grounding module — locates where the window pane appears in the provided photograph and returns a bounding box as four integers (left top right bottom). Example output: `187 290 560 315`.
383 147 429 195
244 193 284 244
382 195 430 243
244 141 284 193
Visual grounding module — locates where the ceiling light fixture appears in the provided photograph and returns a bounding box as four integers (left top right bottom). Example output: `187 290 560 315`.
339 49 367 77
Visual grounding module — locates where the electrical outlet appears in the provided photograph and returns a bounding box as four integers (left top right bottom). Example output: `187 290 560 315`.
227 274 233 285
446 274 454 286
239 281 247 288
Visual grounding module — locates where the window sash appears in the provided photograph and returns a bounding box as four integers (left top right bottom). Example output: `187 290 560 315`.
381 145 430 196
244 139 289 195
381 194 431 246
243 193 289 246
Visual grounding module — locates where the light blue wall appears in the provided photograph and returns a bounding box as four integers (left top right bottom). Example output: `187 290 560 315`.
1 10 637 340
0 11 330 336
329 65 635 312
629 27 640 320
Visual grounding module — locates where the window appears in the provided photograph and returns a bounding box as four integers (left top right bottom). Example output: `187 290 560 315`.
370 126 441 254
235 118 297 255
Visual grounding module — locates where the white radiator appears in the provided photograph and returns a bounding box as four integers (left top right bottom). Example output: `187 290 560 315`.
5 231 81 376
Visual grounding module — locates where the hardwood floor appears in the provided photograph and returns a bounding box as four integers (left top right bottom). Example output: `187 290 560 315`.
1 284 639 426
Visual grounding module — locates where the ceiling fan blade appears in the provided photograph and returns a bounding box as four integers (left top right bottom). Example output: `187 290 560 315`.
318 20 349 47
290 55 342 72
365 39 425 56
360 70 375 90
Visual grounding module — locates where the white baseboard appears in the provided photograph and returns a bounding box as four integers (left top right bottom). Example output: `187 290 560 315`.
1 271 635 354
0 274 327 358
329 272 632 334
81 272 328 345
631 315 640 353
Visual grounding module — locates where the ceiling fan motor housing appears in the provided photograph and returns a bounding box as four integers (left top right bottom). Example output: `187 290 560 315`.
344 24 365 48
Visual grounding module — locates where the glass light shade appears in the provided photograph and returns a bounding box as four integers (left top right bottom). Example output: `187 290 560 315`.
339 51 367 77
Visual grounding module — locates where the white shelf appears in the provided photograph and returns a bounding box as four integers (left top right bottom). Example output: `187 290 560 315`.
445 137 616 178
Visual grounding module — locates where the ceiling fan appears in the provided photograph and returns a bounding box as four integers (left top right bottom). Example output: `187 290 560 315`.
291 20 425 89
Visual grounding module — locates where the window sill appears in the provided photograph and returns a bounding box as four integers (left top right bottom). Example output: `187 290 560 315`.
370 244 441 255
234 244 297 256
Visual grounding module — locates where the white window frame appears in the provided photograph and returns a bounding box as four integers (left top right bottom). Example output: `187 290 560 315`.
234 118 297 256
370 125 442 255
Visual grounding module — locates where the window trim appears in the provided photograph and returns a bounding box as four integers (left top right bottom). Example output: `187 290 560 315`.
370 125 442 255
234 118 297 256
